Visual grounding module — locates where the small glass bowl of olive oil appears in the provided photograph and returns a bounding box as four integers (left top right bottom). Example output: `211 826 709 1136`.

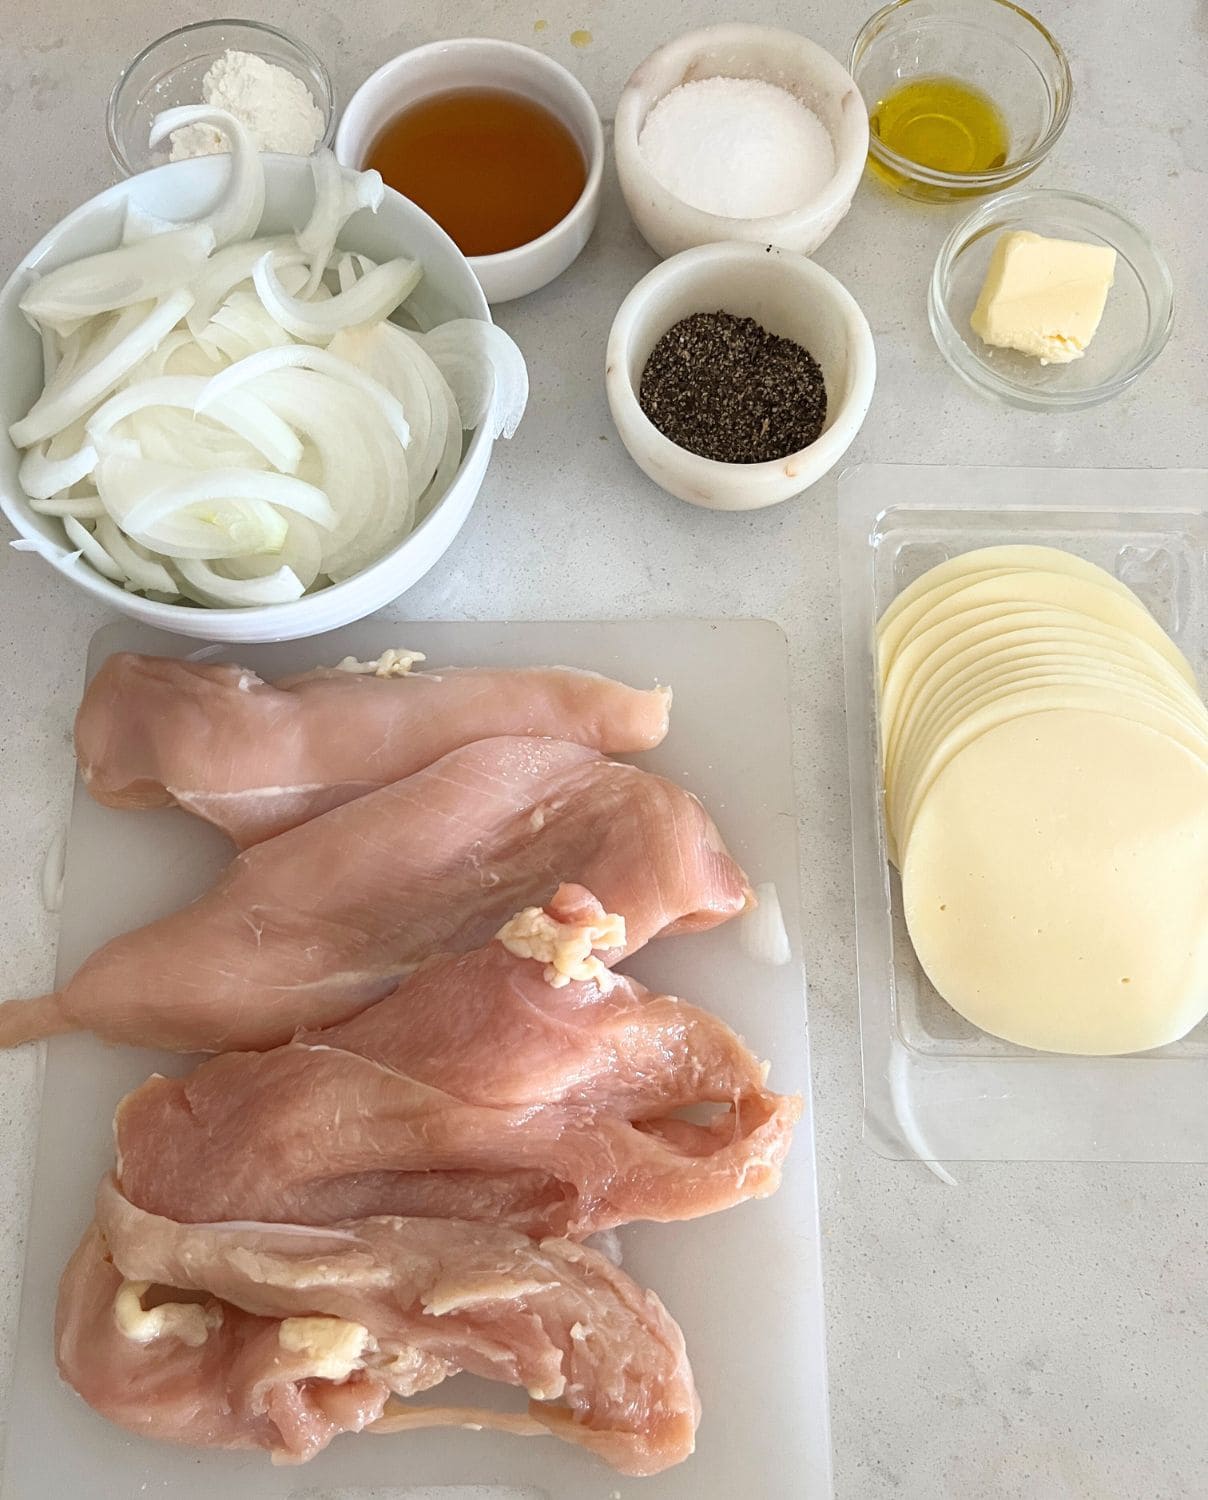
850 0 1072 202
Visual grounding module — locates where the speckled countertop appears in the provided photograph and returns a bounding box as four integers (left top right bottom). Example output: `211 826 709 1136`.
1 3 1205 1496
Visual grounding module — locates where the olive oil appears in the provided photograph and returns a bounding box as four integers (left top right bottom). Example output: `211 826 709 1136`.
869 76 1009 196
366 89 587 257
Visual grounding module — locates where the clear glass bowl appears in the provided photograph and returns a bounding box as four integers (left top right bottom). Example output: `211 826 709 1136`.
929 187 1174 411
849 0 1072 202
107 18 335 176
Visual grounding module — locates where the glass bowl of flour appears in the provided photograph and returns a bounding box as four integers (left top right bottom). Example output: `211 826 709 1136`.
108 19 335 176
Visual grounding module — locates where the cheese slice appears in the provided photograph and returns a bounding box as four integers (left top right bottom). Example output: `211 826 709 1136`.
886 636 1203 786
902 711 1208 1055
880 570 1195 693
969 230 1117 364
894 681 1208 855
876 545 1140 638
887 648 1208 832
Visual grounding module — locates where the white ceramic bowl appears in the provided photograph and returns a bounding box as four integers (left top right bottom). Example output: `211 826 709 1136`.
606 242 876 510
0 154 492 643
335 39 604 305
614 24 869 260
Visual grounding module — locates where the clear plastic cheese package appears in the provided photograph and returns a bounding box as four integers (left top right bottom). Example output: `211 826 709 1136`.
839 463 1208 1164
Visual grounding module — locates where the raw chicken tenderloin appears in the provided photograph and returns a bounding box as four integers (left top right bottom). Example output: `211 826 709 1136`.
75 651 672 845
302 884 771 1115
115 896 800 1237
116 1048 799 1236
0 738 752 1052
57 1177 698 1474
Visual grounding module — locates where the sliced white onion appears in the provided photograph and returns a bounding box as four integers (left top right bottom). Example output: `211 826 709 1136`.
30 493 106 519
223 513 323 592
10 290 194 448
417 318 528 438
323 398 412 580
10 138 529 607
195 344 411 449
93 516 178 594
242 372 376 565
297 152 385 298
86 375 303 474
329 323 443 493
18 437 99 498
122 466 335 536
334 253 358 295
740 883 792 966
98 455 291 558
148 108 266 248
123 407 258 472
19 226 215 333
39 322 60 384
63 516 124 581
418 380 464 522
207 290 294 355
185 234 298 334
253 248 421 341
176 558 304 606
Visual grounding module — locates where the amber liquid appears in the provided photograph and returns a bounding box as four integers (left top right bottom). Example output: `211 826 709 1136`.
367 88 588 256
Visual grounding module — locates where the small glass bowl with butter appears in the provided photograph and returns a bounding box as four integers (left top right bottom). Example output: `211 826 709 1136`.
929 188 1174 411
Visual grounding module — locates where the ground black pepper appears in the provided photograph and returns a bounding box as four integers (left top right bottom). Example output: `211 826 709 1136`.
638 311 827 464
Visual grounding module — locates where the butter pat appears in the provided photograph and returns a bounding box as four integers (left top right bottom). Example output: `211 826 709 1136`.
970 230 1117 364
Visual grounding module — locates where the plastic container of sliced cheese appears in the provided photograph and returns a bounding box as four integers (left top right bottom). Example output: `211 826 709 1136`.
838 463 1208 1163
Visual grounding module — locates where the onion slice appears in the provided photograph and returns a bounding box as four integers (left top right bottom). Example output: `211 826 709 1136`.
62 516 124 581
297 152 384 298
93 516 178 594
185 235 299 334
195 344 412 449
253 248 421 341
96 455 325 558
416 319 528 439
121 467 336 536
740 883 792 966
87 375 303 474
147 107 266 248
19 226 215 333
30 493 106 519
176 558 304 606
18 438 99 499
10 290 194 448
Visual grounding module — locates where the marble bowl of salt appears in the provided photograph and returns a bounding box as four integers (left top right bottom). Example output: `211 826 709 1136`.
615 23 868 259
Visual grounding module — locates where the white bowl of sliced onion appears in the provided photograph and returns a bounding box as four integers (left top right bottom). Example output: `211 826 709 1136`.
0 108 528 641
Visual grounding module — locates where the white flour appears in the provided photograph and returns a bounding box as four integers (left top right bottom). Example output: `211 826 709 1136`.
638 75 835 219
169 49 326 159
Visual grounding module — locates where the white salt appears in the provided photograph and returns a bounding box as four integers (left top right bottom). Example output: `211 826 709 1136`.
638 75 836 220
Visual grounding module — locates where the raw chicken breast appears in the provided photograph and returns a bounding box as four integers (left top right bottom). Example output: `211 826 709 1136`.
306 884 771 1115
117 1050 797 1236
57 1176 699 1474
115 891 800 1236
75 651 672 845
0 738 751 1053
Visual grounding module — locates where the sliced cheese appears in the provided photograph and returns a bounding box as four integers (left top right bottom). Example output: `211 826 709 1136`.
880 570 1196 694
885 635 1205 803
902 711 1208 1055
880 606 1201 765
876 545 1140 640
894 683 1208 856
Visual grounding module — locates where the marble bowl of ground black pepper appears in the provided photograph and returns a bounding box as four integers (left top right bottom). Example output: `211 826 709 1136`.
606 242 875 510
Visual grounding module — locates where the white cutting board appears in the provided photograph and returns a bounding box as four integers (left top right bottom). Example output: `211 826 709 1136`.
2 618 831 1500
